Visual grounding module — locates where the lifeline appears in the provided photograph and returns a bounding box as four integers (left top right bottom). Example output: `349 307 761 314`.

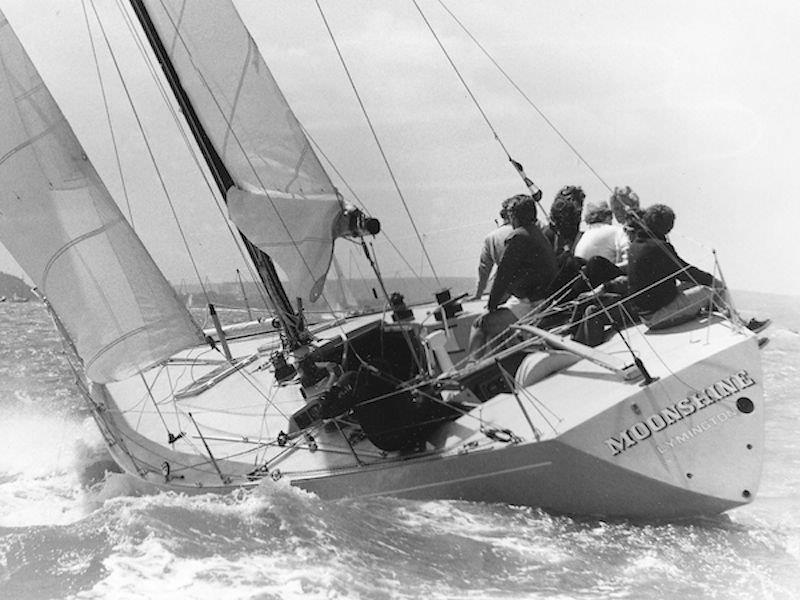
604 370 756 456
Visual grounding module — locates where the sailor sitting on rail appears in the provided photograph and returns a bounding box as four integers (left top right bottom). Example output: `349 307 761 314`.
543 189 584 295
574 201 615 262
467 194 557 358
571 206 645 299
627 203 767 332
544 186 584 255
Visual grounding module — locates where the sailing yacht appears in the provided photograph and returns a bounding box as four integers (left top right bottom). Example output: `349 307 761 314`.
0 0 766 518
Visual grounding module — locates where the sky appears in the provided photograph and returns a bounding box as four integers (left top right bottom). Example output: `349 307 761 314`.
1 0 799 296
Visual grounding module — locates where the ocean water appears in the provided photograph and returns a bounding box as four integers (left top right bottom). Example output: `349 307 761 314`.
0 292 799 600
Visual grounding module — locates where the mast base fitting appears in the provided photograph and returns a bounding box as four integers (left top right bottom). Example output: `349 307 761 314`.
271 351 297 383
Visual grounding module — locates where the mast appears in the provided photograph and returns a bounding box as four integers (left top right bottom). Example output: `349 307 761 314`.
128 0 307 348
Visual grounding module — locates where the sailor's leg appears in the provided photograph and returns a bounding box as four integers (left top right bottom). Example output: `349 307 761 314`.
646 285 715 329
467 308 517 359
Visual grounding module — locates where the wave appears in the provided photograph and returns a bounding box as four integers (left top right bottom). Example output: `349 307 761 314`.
3 486 799 600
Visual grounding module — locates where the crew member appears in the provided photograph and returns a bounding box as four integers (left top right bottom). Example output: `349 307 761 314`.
472 196 514 300
468 195 557 358
628 204 725 328
574 201 618 264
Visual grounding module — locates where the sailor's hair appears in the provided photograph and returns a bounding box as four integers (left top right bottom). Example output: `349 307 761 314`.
610 186 640 207
624 207 646 236
506 194 537 224
584 201 613 225
499 195 515 220
643 204 675 237
609 186 640 219
555 185 585 207
549 196 581 236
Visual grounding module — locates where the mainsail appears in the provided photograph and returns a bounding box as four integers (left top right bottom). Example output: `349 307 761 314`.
137 0 344 303
0 12 204 383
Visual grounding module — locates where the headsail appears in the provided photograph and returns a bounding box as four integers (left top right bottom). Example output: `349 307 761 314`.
0 12 204 383
138 0 344 303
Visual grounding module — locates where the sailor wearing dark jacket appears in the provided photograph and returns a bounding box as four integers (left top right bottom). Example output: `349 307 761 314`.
488 195 557 313
627 204 723 328
469 194 557 358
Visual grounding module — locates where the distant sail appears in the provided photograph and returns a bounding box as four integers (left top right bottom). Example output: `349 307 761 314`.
139 0 343 303
0 13 204 383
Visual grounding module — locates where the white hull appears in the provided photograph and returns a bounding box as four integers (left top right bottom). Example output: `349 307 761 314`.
89 300 765 519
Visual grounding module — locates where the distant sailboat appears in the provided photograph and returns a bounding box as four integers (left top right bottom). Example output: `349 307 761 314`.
0 1 767 518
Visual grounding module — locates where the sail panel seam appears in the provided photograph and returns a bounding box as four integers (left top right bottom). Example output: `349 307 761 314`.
40 217 123 295
84 315 190 374
0 121 59 168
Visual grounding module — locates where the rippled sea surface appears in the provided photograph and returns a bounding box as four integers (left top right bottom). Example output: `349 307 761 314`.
1 292 799 600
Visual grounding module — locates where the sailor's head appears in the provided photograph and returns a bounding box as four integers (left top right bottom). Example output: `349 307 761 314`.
583 201 613 225
643 204 675 238
506 194 538 227
499 195 515 222
554 185 585 209
609 186 640 222
549 196 582 236
624 207 646 240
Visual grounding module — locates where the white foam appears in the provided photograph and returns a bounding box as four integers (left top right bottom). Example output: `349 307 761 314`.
0 412 109 527
394 500 570 564
78 527 349 600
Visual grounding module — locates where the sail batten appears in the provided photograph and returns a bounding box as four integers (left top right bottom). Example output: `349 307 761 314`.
0 9 205 384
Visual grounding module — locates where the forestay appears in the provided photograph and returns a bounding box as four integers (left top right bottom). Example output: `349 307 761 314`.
0 12 204 384
139 0 343 303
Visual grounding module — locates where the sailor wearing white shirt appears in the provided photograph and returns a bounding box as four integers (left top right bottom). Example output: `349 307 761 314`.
574 201 621 264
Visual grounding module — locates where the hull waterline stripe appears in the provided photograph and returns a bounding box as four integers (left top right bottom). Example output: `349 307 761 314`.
310 459 553 499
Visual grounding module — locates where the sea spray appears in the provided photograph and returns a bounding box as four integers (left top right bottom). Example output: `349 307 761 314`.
0 410 108 527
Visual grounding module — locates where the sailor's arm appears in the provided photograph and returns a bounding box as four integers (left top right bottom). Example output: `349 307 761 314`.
473 238 494 298
488 237 522 310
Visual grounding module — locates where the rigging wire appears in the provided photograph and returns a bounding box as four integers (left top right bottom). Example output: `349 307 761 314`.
418 0 723 315
300 123 425 282
314 0 441 286
146 1 349 326
410 0 546 216
80 0 135 227
412 0 511 160
117 2 268 312
88 0 210 302
113 0 272 313
412 0 552 226
138 371 173 438
435 0 613 193
432 0 737 312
